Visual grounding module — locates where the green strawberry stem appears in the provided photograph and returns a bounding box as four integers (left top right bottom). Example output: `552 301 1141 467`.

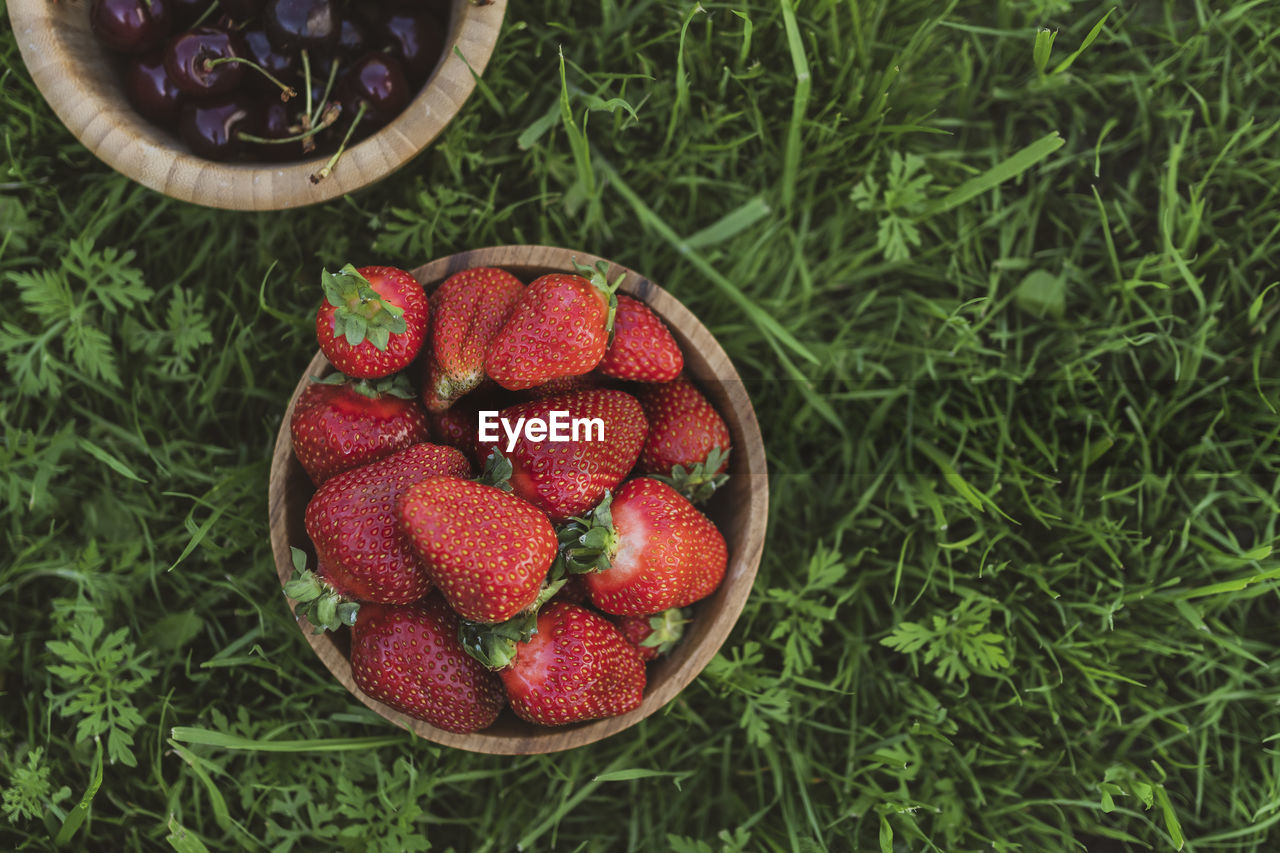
319 262 407 352
652 447 732 505
642 608 690 656
554 491 619 575
570 258 624 336
457 576 568 670
475 449 514 492
309 371 417 400
282 547 359 633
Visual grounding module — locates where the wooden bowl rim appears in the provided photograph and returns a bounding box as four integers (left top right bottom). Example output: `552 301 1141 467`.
7 0 507 211
268 245 769 754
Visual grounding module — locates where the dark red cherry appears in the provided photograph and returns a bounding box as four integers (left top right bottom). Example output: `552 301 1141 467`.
335 17 370 56
90 0 172 53
340 52 410 125
246 98 306 161
242 28 299 93
380 11 445 88
165 27 247 95
179 94 258 160
124 49 184 124
264 0 338 52
219 0 267 19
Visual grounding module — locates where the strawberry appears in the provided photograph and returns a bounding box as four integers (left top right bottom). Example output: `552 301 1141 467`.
350 594 505 733
290 377 430 485
638 379 731 504
563 478 728 616
426 384 504 466
499 601 645 726
614 609 689 662
595 295 683 382
429 402 482 461
315 264 429 379
516 373 601 401
423 267 524 411
476 388 648 522
397 475 557 623
484 261 622 391
302 443 471 606
552 574 591 607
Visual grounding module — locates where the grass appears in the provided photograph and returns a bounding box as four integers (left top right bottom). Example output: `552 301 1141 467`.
3 0 1280 849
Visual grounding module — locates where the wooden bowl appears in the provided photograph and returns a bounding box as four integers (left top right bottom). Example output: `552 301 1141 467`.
7 0 506 210
267 245 769 754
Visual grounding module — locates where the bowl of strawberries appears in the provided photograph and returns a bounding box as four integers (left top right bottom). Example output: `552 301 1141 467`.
268 245 767 754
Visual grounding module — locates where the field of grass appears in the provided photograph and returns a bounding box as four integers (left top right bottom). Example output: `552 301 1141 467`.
4 0 1280 849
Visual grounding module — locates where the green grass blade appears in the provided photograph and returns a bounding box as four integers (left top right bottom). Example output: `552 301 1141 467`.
1051 8 1116 75
923 132 1065 216
779 0 812 212
169 728 406 752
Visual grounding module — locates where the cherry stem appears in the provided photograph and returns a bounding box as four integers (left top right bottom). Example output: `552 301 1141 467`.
236 103 342 145
301 49 313 121
192 1 218 27
202 56 297 100
310 102 368 184
310 59 341 129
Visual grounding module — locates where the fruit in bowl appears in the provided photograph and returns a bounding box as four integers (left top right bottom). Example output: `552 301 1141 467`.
7 0 507 209
268 245 767 754
84 0 445 172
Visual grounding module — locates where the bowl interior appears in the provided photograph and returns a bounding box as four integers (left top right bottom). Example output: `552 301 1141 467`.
268 245 768 754
7 0 507 210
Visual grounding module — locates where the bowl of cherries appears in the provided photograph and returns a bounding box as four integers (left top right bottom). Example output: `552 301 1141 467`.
7 0 506 210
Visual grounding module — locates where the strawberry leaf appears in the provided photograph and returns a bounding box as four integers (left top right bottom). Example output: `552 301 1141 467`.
652 447 731 504
555 492 617 574
282 567 354 634
571 258 624 334
641 608 690 656
320 264 407 353
457 576 568 669
476 450 514 491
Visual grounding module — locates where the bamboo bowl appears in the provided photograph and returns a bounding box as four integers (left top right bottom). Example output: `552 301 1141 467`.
7 0 506 210
268 245 769 754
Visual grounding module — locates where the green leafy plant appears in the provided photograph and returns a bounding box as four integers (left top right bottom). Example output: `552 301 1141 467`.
850 151 934 262
45 601 157 768
2 748 71 825
1 238 152 396
880 593 1012 683
763 545 854 677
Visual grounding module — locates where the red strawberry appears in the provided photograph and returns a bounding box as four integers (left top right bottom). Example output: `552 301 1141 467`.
475 388 648 522
552 574 591 607
303 443 471 605
397 476 557 623
350 595 506 733
484 262 622 391
290 378 430 485
596 295 683 382
564 478 727 616
638 379 731 503
315 264 429 379
615 609 688 662
426 384 505 465
499 602 645 726
423 267 524 411
429 403 481 460
516 373 601 401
